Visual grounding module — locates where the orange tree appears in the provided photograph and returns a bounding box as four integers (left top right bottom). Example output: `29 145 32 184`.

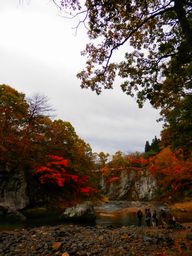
0 85 55 173
98 148 192 200
42 119 94 173
0 85 97 206
0 84 29 171
103 151 128 186
100 151 149 188
148 147 192 198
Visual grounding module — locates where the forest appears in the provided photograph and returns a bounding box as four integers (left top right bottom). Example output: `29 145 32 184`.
0 84 191 208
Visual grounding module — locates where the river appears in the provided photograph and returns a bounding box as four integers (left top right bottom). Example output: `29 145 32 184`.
95 200 169 227
0 200 183 231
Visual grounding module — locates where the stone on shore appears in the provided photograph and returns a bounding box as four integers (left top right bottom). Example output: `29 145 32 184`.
1 223 192 256
60 201 96 223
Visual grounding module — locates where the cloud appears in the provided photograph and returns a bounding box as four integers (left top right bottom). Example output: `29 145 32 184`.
0 1 163 155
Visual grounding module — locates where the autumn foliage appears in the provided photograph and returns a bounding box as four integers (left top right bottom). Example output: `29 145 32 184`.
34 155 96 197
0 84 98 206
1 84 191 205
125 149 192 197
35 155 69 187
99 149 192 199
148 148 192 196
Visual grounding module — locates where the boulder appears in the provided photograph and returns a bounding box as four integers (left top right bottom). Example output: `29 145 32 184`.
60 201 96 223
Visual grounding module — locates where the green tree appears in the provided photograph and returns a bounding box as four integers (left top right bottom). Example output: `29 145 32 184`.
151 136 161 152
97 152 110 167
110 151 127 169
144 141 151 153
155 40 192 156
161 95 192 157
43 119 94 172
144 136 161 156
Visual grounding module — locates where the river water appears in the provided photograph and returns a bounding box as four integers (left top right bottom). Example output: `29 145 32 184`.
0 201 169 230
95 201 168 227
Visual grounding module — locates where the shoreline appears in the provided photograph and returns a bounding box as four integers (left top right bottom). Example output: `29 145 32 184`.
1 222 192 256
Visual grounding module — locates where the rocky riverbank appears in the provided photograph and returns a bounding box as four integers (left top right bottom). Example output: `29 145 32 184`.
0 223 192 256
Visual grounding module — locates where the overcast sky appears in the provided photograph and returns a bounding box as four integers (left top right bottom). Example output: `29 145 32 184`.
0 0 163 155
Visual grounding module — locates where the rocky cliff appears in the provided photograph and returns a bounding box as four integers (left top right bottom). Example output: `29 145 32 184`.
0 167 29 210
100 169 157 201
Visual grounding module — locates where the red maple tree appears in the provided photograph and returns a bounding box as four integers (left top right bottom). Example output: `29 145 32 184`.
34 155 96 197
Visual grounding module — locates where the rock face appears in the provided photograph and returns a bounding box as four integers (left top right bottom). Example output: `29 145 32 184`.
60 201 96 223
100 169 157 200
0 168 29 210
134 175 157 200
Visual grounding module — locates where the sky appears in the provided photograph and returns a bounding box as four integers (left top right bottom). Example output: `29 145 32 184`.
0 0 163 155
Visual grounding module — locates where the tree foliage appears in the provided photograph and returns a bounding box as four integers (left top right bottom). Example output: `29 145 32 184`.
34 155 96 198
161 93 192 157
98 148 192 198
54 0 192 155
144 136 161 155
144 141 151 153
148 147 192 197
54 1 191 100
0 84 96 204
0 85 29 169
35 155 69 187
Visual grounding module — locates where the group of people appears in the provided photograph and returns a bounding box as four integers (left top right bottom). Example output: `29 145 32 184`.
136 208 177 227
136 208 158 227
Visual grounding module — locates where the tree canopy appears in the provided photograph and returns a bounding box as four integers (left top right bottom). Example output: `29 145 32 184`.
0 84 96 203
54 0 192 156
54 0 191 101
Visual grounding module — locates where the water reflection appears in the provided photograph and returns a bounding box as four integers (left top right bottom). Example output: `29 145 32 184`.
96 211 137 227
0 201 171 230
95 201 170 227
95 201 139 227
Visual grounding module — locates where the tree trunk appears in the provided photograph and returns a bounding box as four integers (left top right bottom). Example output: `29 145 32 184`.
174 0 192 51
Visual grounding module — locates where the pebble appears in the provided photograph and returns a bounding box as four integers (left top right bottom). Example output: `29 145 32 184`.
0 224 191 255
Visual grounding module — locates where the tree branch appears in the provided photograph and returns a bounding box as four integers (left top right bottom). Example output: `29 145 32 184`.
104 6 174 71
52 0 62 10
72 9 89 34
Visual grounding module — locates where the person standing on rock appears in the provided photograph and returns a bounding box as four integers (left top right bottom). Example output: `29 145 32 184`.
160 209 167 228
136 209 143 226
152 209 158 227
145 208 151 227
